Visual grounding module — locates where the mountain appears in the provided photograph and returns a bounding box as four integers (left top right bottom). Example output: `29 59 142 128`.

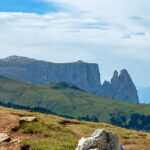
0 75 149 131
1 107 150 150
138 87 150 104
102 70 139 103
0 56 139 103
0 56 101 94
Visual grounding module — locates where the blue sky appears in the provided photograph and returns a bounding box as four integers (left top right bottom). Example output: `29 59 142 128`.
0 0 59 14
0 0 150 93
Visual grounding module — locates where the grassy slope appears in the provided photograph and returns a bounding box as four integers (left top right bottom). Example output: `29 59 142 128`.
0 76 150 124
0 106 150 150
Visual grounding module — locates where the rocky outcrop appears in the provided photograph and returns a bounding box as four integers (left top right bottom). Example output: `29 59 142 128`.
102 70 139 103
76 129 125 150
0 56 101 94
0 56 139 103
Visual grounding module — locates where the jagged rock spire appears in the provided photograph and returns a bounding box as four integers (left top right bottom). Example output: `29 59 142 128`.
102 69 139 103
111 70 118 83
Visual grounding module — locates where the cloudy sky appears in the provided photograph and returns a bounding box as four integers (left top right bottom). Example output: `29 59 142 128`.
0 0 150 88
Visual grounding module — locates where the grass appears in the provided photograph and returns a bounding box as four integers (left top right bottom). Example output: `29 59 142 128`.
0 76 150 130
0 106 150 150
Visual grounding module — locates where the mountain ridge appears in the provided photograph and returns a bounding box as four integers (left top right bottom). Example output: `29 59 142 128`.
0 56 139 103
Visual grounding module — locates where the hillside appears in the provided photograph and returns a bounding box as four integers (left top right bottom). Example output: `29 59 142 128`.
0 106 150 150
0 75 149 131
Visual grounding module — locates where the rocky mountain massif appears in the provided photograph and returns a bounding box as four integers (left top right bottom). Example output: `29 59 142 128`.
0 56 139 103
102 70 139 103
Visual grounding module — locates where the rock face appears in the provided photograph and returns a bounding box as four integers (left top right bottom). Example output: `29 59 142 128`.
76 129 125 150
0 56 139 103
0 56 101 94
102 70 139 103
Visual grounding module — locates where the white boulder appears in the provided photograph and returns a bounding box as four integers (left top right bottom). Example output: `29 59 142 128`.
19 117 37 124
76 129 125 150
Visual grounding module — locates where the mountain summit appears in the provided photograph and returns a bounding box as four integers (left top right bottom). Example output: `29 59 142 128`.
0 56 139 103
102 70 139 103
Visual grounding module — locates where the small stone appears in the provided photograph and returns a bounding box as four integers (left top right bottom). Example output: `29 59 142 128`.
0 133 10 143
19 117 37 124
10 139 20 144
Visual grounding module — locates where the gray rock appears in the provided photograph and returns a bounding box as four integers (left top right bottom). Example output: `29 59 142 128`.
0 133 10 143
0 56 101 94
102 69 139 103
76 129 125 150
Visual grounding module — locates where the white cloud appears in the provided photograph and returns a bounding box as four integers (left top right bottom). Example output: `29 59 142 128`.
0 0 150 87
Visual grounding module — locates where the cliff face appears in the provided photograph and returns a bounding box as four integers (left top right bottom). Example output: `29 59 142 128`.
102 70 139 103
0 56 139 103
0 56 101 94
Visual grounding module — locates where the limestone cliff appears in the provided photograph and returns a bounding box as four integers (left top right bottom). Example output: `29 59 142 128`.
0 56 139 103
0 56 101 94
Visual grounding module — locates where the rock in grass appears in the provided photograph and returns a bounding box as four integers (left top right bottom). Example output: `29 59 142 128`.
10 139 20 144
76 129 125 150
19 117 37 124
0 133 10 143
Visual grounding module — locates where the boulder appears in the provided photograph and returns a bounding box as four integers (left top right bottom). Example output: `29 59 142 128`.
76 129 125 150
19 117 37 125
0 133 10 143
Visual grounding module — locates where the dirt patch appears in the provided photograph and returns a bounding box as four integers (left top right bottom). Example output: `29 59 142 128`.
20 144 30 150
59 119 85 125
0 111 20 133
0 110 40 150
0 111 21 149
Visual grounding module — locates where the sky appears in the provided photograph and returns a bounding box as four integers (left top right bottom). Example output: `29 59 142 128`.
0 0 150 88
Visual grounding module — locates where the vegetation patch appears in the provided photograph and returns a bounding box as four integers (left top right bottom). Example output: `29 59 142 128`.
0 106 150 150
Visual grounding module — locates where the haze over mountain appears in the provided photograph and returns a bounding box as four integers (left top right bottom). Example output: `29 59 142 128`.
0 56 139 103
138 87 150 104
